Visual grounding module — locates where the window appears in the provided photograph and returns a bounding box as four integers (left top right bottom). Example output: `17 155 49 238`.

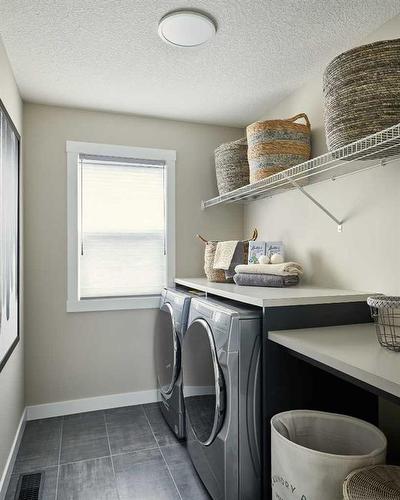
67 141 175 312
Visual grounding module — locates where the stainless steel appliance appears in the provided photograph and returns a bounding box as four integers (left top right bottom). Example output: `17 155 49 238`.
182 296 262 499
156 288 192 439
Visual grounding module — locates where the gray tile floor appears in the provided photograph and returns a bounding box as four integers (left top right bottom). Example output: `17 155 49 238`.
6 403 210 500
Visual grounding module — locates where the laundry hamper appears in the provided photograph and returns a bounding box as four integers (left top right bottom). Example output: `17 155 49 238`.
197 229 257 283
215 137 249 195
271 410 387 500
246 114 311 184
324 38 400 157
343 465 400 499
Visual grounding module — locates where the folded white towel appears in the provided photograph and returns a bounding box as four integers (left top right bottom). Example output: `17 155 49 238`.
213 241 239 270
234 262 304 277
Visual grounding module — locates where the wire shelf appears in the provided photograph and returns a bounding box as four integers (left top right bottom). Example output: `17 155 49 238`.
202 123 400 211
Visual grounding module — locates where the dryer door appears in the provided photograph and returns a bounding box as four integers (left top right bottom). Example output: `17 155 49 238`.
155 302 180 396
182 318 225 446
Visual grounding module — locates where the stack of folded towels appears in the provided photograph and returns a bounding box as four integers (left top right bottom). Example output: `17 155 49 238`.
233 262 304 288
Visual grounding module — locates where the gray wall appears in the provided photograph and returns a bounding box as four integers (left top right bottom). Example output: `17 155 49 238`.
245 14 400 294
0 36 24 484
244 15 400 459
23 103 243 405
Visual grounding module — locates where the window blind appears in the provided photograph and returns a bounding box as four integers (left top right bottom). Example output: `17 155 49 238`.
79 155 166 298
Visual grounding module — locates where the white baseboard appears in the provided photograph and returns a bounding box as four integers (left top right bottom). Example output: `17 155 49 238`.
0 389 159 497
0 409 27 500
26 389 160 420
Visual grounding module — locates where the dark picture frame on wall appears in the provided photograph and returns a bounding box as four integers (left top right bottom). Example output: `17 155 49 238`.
0 98 20 373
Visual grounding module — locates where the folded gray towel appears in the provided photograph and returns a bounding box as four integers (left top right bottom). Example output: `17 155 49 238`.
225 242 244 279
233 273 299 287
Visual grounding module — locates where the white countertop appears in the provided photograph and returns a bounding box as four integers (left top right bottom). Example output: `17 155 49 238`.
175 277 371 307
269 324 400 399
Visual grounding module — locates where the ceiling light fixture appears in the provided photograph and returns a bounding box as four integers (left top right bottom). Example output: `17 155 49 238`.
158 10 216 48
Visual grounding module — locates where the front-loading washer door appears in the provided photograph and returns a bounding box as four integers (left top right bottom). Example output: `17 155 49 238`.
182 318 225 446
156 302 180 396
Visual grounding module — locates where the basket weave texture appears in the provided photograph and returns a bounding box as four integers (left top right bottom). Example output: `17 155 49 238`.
246 114 311 184
343 465 400 499
324 38 400 156
215 137 249 195
197 229 257 283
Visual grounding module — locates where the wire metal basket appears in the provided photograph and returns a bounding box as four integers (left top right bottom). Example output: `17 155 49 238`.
367 295 400 352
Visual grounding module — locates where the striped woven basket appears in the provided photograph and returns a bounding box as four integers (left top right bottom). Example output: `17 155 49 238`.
343 465 400 499
246 114 311 183
324 38 400 156
215 137 249 195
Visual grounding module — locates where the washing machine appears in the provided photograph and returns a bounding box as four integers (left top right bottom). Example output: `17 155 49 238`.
182 296 262 500
155 288 193 439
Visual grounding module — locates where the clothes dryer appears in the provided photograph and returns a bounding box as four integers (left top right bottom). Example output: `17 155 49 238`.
182 296 262 499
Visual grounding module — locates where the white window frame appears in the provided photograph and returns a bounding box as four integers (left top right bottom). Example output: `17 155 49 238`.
66 140 176 312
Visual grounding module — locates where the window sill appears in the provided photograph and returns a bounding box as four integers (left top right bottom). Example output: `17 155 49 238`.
66 295 160 312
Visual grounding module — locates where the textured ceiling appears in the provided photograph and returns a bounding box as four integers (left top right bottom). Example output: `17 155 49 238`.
0 1 399 126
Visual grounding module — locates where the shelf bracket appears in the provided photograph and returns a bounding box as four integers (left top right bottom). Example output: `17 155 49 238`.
283 173 343 232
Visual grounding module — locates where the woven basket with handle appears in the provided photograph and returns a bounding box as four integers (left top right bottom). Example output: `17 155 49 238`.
197 229 258 283
343 465 400 499
246 113 311 184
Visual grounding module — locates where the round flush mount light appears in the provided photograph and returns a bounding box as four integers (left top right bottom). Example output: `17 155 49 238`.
158 10 216 48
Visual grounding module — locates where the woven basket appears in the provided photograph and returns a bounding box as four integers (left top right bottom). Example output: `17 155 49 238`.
324 38 400 156
215 137 249 195
197 229 258 283
343 465 400 499
246 114 311 183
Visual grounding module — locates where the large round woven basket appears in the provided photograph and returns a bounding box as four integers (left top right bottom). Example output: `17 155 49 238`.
246 114 311 184
324 38 400 156
343 465 400 499
215 137 249 195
